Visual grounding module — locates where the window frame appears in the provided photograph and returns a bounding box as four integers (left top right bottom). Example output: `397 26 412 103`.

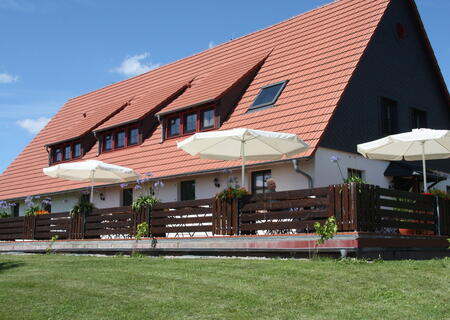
100 125 140 153
51 140 82 164
121 188 134 207
251 170 272 194
248 80 288 111
347 168 364 180
180 180 196 201
410 108 427 129
380 97 399 136
165 105 216 140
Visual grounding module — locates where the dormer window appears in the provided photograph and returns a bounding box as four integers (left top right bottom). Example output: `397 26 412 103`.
103 134 113 151
50 140 82 164
128 128 139 146
100 125 140 153
201 109 215 130
165 106 216 139
168 116 181 137
73 143 82 158
115 131 126 148
248 80 288 112
53 148 62 162
184 113 197 134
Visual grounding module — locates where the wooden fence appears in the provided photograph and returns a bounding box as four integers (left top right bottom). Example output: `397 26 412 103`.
0 184 449 241
239 188 329 234
151 199 213 237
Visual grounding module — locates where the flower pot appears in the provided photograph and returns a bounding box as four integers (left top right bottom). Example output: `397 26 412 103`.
399 228 416 236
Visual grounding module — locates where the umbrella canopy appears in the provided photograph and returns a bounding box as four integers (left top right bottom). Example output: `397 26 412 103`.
357 128 450 192
177 128 309 188
43 160 140 202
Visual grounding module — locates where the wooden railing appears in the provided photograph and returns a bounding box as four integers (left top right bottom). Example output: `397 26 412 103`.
151 199 213 237
239 188 329 234
0 184 448 241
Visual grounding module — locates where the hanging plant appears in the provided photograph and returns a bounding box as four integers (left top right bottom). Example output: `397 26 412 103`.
216 187 249 201
70 200 95 216
132 195 159 212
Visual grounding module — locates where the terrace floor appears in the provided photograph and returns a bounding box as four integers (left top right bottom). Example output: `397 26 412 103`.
1 232 448 259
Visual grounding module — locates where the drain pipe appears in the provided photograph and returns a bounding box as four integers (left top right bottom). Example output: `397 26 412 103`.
292 159 313 188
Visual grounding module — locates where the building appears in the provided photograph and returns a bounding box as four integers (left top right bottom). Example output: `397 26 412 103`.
1 0 449 216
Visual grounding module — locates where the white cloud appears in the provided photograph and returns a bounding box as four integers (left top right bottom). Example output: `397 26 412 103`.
112 53 160 77
208 41 216 49
0 73 18 84
16 117 50 134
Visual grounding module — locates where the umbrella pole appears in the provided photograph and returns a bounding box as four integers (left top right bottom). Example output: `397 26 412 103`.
90 170 94 203
241 142 245 189
421 142 428 193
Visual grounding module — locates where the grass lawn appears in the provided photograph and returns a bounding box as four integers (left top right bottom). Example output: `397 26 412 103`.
0 254 449 320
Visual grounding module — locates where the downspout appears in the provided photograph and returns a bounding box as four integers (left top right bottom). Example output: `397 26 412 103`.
45 146 51 167
93 131 101 156
292 159 313 188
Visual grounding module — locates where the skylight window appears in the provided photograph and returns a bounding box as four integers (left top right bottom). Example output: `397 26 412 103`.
249 80 288 111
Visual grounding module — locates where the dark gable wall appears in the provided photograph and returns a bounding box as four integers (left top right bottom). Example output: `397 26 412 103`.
320 0 449 171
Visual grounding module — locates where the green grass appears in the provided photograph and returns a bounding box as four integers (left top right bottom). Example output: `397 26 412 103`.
0 254 449 320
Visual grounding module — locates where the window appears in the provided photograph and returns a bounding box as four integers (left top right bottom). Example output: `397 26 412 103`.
128 128 139 145
180 180 195 201
63 145 71 161
165 106 216 139
380 97 398 136
348 168 363 179
184 113 197 133
12 203 19 217
103 134 113 151
80 194 90 203
122 188 133 206
41 198 51 213
411 108 427 129
249 80 288 111
53 148 62 162
100 126 140 153
50 141 82 164
201 109 215 129
73 143 82 158
115 131 126 148
168 116 180 137
251 170 272 194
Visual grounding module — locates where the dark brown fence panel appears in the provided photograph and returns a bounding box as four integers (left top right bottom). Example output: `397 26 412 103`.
369 187 437 235
239 187 330 234
438 198 450 236
0 216 25 240
212 198 238 235
84 206 133 238
34 212 71 240
328 184 359 231
151 199 213 237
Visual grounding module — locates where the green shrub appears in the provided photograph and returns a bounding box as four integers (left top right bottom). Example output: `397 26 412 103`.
314 216 338 245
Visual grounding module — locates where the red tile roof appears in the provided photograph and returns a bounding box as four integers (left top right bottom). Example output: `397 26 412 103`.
0 0 391 200
156 52 269 116
96 79 192 131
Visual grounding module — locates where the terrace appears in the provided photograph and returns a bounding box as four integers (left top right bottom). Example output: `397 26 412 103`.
0 183 449 259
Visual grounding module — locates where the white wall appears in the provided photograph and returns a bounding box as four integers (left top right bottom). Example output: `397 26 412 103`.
313 147 392 188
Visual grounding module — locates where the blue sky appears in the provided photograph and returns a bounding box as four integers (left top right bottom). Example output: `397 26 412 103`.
0 0 448 173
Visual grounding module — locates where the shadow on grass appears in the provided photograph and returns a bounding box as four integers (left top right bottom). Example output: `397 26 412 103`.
0 261 25 273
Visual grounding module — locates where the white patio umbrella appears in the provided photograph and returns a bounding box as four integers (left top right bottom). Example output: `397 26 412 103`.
43 160 140 202
357 128 450 192
177 128 309 188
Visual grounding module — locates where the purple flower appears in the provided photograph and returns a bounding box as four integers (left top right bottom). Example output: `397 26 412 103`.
223 168 232 174
120 183 128 189
134 184 142 190
153 180 164 189
34 195 41 199
41 199 52 205
143 172 153 177
330 156 339 163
